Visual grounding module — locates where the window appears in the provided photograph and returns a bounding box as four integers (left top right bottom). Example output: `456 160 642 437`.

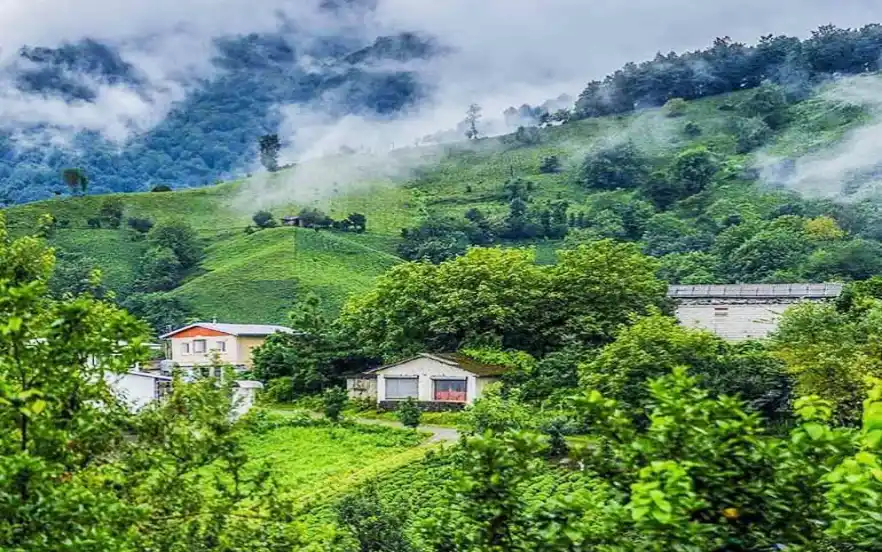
433 379 467 402
181 342 190 355
193 339 207 353
714 307 729 317
214 340 226 352
385 377 418 400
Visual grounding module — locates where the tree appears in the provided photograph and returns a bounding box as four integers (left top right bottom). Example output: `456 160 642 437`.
135 246 184 292
805 239 882 281
252 210 277 229
122 292 192 335
297 207 333 228
61 167 88 195
771 300 882 424
396 397 422 429
252 293 366 396
664 97 688 117
538 155 561 174
346 212 367 233
581 141 650 190
98 197 124 228
397 216 472 263
512 125 540 146
464 103 482 140
732 117 772 153
727 225 813 282
48 251 105 299
340 242 668 359
657 252 719 284
323 387 348 422
259 133 281 172
147 219 203 269
669 146 718 196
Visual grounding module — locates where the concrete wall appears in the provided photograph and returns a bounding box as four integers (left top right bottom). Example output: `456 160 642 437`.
376 357 481 404
674 303 790 341
347 377 378 400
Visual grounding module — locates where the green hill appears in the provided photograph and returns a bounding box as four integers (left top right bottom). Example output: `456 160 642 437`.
5 77 879 327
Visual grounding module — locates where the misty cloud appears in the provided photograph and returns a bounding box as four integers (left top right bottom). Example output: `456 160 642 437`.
758 75 882 200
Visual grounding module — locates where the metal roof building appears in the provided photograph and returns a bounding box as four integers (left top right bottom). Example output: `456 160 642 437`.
668 283 844 300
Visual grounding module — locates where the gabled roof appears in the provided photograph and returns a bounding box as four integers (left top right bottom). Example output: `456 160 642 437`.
667 283 844 299
367 353 509 377
160 323 294 339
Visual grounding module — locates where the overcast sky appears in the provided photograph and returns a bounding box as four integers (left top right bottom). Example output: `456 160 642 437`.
1 0 882 143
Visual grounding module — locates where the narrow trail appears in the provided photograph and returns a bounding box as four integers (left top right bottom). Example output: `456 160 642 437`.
349 416 460 442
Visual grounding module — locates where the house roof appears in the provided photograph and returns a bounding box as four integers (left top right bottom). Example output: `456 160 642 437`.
667 283 844 300
160 323 294 339
368 353 510 377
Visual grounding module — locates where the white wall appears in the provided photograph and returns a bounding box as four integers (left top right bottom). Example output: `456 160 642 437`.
675 303 790 341
376 357 479 404
106 372 164 410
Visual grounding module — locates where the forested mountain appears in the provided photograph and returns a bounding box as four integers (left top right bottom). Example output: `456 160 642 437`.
0 27 434 204
4 23 882 205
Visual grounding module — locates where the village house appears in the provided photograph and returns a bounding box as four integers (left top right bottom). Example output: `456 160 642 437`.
347 353 509 409
668 283 844 341
160 322 293 371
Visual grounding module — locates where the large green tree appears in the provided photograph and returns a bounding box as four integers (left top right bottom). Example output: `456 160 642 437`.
340 241 667 359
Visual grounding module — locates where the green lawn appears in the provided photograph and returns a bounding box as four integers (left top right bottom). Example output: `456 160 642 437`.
241 421 426 498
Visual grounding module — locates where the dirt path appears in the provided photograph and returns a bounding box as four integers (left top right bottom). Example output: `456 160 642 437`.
350 416 460 442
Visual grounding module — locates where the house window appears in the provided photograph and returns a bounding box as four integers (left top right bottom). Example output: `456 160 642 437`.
385 377 418 400
193 339 207 353
181 342 190 355
714 307 729 317
433 379 467 402
214 341 226 352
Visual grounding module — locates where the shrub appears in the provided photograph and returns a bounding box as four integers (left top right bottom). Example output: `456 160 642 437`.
538 155 561 174
252 210 277 229
127 217 154 234
396 398 422 429
151 184 172 192
323 387 348 423
684 121 702 137
664 98 688 117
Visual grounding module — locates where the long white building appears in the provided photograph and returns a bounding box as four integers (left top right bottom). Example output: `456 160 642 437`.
669 283 844 341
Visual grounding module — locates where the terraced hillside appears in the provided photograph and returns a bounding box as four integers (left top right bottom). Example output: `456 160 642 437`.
5 77 880 327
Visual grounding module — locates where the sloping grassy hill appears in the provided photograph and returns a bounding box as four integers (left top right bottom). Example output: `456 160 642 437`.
4 77 876 325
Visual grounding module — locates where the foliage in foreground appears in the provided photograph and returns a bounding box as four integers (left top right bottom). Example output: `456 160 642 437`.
0 215 311 551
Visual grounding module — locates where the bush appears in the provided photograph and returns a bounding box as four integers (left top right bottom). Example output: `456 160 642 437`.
396 398 422 429
323 387 348 423
538 155 561 174
684 121 702 137
266 377 297 403
151 184 172 192
127 217 154 234
252 210 277 229
664 98 688 117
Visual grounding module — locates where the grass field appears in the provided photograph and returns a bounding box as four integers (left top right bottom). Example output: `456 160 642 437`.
4 77 875 325
241 421 425 498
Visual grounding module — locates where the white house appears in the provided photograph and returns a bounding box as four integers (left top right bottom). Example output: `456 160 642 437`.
669 283 843 341
352 353 509 407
